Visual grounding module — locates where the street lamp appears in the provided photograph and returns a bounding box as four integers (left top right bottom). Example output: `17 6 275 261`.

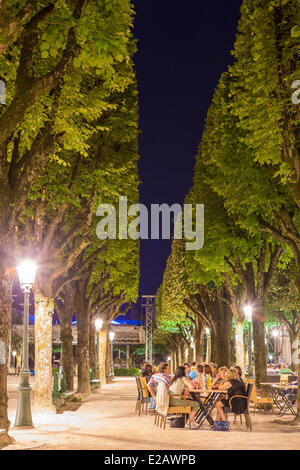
95 319 103 380
15 260 36 427
109 331 115 380
244 304 253 377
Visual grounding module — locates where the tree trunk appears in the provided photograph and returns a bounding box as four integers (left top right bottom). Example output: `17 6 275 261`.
99 326 108 384
106 337 111 379
0 270 13 440
235 320 245 370
211 300 232 367
188 346 193 363
252 300 267 387
60 320 74 391
89 320 96 379
76 307 91 395
194 317 204 362
179 341 185 364
57 298 74 392
34 293 54 411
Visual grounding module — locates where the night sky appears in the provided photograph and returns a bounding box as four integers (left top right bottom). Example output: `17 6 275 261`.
133 0 242 301
12 1 243 322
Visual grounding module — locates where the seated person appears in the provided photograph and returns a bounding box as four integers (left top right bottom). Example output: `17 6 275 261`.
191 361 198 371
169 366 200 429
184 362 198 380
233 365 244 381
214 369 246 421
147 362 171 406
141 363 153 382
141 363 155 412
212 366 227 389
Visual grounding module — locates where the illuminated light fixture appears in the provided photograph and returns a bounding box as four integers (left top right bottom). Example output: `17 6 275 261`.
95 319 103 332
109 331 115 342
17 260 37 291
244 304 252 322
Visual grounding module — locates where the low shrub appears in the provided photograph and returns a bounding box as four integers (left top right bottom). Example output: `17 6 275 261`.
114 367 140 376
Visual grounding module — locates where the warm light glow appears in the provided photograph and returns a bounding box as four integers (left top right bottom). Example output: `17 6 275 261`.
12 350 16 357
205 328 210 334
109 331 115 342
167 356 171 361
17 260 37 287
272 329 279 337
244 304 252 322
95 319 103 332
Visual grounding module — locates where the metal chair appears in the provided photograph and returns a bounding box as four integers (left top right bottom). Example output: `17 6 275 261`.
224 383 253 431
249 383 274 414
154 394 192 430
135 376 151 415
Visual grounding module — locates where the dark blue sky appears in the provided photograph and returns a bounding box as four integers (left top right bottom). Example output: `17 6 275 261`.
12 1 243 323
133 0 242 299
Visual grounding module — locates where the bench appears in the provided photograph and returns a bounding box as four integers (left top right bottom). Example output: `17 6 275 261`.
90 369 101 390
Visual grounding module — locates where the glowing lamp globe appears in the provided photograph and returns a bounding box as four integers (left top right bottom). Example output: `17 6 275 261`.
109 331 115 342
244 305 252 322
205 328 210 334
95 319 103 332
17 260 36 288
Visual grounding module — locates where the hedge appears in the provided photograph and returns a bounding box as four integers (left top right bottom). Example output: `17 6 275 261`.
114 367 140 376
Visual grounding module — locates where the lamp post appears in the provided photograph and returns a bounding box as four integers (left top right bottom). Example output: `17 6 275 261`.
109 331 115 380
95 319 103 380
15 260 36 427
244 304 253 377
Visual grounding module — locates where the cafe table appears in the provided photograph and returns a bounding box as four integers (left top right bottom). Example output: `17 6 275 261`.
189 389 228 428
260 383 297 416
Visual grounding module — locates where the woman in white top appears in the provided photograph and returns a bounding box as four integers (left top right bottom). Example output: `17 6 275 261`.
169 366 200 429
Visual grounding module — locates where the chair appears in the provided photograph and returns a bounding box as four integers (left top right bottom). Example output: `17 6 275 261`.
135 376 151 415
154 394 192 430
135 377 141 414
224 383 253 431
249 383 274 414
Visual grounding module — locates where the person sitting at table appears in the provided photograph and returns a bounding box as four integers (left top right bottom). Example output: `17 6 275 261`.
141 363 155 413
169 365 200 429
147 362 171 406
233 365 244 381
209 363 217 378
184 362 199 380
214 369 246 421
204 364 214 389
212 366 227 389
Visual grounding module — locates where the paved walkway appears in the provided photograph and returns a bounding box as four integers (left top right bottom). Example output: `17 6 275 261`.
3 376 300 450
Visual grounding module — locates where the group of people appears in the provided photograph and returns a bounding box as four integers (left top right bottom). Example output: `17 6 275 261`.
140 361 247 429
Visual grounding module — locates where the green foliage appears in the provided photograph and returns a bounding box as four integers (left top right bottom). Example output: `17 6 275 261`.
113 367 140 376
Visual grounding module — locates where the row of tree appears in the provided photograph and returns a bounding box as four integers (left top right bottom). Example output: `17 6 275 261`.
0 0 140 442
155 0 300 421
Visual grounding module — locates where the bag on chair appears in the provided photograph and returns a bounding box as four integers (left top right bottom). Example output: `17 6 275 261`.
213 420 230 431
170 416 185 428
